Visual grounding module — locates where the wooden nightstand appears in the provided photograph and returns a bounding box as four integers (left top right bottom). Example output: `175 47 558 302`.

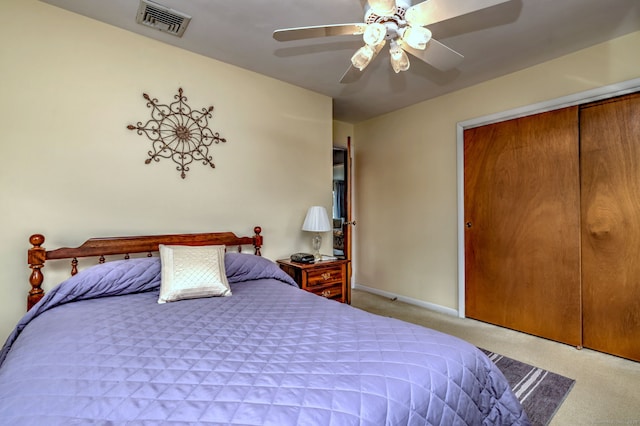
277 258 350 303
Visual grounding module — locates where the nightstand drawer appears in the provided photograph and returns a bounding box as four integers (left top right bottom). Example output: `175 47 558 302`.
306 267 343 288
314 283 343 300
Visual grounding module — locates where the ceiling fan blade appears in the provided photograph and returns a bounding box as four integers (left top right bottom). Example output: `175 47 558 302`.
339 65 364 84
340 40 386 84
273 23 365 42
406 0 510 27
399 39 463 71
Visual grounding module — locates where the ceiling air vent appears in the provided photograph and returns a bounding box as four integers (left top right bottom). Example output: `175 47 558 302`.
136 0 191 37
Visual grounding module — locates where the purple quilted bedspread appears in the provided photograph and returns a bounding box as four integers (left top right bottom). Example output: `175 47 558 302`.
0 254 529 425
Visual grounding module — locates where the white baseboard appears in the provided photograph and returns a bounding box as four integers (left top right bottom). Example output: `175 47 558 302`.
352 283 459 317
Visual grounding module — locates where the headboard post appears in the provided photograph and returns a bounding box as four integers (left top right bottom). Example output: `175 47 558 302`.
253 226 263 256
27 234 46 311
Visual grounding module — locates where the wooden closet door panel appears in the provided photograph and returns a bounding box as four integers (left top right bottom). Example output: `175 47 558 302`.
464 107 582 346
581 93 640 362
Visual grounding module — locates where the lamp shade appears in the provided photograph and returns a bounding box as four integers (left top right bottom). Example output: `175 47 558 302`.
351 44 376 71
368 0 396 16
390 44 410 73
363 23 386 46
301 206 331 232
402 26 432 50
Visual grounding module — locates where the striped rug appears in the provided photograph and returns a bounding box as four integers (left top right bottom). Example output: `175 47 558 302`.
481 349 575 426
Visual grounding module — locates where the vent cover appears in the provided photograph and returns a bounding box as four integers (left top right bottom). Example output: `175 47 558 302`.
136 0 191 37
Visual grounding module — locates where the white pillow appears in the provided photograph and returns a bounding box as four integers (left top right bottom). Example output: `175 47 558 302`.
158 244 231 304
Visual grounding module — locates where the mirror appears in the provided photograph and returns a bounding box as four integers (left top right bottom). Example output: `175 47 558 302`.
333 147 348 257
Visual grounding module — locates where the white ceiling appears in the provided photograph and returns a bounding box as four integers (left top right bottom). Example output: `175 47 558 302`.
40 0 640 123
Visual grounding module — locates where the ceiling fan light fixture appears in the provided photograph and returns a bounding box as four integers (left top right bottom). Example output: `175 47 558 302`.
363 23 387 46
351 45 376 71
402 26 432 50
389 44 410 73
273 0 473 82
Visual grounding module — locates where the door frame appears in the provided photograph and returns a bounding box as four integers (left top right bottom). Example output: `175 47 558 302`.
455 77 640 318
333 142 353 303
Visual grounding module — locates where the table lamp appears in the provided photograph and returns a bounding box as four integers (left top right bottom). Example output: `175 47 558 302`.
301 206 331 260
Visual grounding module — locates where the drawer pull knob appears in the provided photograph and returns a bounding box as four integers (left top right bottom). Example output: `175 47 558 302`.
321 290 331 297
321 272 331 280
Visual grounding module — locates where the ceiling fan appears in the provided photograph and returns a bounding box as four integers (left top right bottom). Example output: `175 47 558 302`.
273 0 509 83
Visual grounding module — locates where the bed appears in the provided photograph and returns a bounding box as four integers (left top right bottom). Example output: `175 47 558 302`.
0 227 529 425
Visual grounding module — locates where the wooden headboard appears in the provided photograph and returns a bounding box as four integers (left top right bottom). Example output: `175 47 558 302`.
27 226 263 311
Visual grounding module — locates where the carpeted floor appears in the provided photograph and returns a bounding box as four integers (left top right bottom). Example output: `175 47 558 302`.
351 289 640 425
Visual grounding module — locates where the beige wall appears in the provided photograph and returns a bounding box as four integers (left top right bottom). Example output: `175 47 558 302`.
332 121 354 148
0 1 333 342
353 31 640 312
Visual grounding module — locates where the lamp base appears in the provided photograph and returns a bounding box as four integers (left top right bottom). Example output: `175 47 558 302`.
311 233 322 260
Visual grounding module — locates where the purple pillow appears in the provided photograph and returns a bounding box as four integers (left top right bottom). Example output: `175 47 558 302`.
225 252 297 286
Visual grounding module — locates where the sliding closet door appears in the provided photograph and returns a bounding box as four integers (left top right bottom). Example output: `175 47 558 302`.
464 107 582 346
580 93 640 362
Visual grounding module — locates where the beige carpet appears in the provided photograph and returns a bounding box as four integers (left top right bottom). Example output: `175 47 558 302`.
351 289 640 425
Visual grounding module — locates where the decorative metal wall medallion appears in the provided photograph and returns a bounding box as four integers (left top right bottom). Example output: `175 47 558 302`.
127 88 226 179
